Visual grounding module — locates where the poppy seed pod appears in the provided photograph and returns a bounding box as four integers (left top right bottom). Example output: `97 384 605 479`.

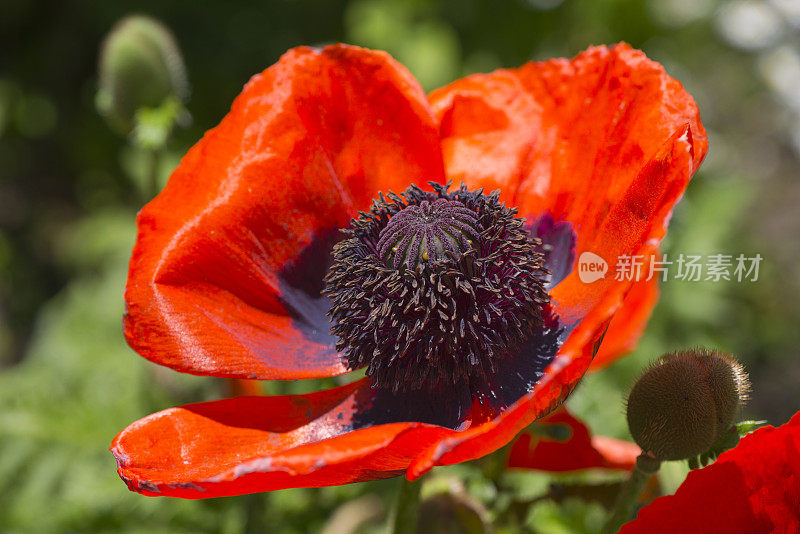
97 15 188 132
626 348 750 461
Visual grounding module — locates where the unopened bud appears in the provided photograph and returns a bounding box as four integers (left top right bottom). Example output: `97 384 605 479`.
97 15 188 133
626 348 750 461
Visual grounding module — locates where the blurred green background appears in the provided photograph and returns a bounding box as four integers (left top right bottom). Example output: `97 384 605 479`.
2 0 799 532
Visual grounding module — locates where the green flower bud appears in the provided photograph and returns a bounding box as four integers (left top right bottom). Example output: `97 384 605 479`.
625 348 750 462
97 15 188 133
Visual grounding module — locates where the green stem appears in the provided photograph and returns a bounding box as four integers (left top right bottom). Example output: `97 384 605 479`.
482 441 513 487
388 476 423 534
601 453 661 534
243 492 270 534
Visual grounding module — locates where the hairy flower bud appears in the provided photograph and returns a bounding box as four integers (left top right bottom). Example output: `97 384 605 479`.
97 15 188 132
625 348 750 461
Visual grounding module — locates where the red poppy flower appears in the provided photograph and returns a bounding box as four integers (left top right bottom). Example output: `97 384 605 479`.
620 411 800 534
508 406 641 472
112 43 707 498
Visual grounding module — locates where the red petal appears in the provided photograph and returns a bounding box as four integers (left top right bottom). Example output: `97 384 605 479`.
111 380 460 498
124 44 445 379
113 316 559 497
430 43 706 222
508 406 640 472
620 412 800 533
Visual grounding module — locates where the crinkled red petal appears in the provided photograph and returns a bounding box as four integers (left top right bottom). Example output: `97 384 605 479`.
111 379 457 498
430 43 706 227
620 411 800 534
124 44 445 380
508 406 640 472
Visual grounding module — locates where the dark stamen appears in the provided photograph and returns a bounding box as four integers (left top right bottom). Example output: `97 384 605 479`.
323 182 549 394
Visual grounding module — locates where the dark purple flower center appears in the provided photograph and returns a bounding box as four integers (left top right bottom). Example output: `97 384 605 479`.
324 183 549 393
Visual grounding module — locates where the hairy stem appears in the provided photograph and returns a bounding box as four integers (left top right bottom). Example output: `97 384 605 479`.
388 476 422 534
601 453 661 534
